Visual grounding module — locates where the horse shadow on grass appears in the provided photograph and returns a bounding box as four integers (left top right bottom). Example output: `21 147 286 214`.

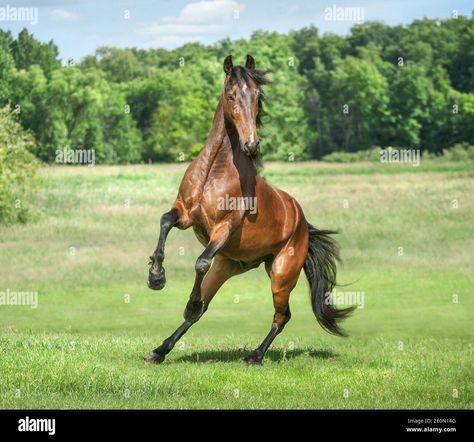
172 348 338 364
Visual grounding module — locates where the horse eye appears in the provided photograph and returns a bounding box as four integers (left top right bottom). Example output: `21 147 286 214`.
227 95 234 102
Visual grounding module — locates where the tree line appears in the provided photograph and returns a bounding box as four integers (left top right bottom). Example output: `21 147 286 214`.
0 17 473 164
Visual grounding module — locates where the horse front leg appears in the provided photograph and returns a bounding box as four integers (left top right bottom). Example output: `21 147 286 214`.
148 208 179 290
145 223 231 363
183 222 231 321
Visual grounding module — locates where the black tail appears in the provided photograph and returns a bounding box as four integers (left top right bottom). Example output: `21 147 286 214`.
303 223 355 337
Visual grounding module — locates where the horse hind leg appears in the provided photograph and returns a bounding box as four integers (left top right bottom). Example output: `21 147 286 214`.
244 247 305 365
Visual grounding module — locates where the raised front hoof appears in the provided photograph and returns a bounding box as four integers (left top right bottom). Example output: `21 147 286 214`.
148 269 166 291
244 353 263 365
144 351 166 364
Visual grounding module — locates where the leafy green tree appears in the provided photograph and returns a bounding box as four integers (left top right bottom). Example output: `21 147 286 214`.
11 28 61 77
290 26 320 74
261 70 311 161
318 33 350 70
146 67 217 161
349 21 401 54
389 63 433 147
326 57 391 151
442 16 474 92
11 66 142 163
0 106 39 224
0 30 15 104
88 47 143 83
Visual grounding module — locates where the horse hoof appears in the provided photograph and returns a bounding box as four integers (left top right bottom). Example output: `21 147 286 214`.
144 351 166 364
244 354 263 365
148 269 166 291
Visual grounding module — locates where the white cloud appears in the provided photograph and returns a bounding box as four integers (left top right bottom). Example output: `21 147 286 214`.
138 0 245 47
164 0 242 25
50 8 79 21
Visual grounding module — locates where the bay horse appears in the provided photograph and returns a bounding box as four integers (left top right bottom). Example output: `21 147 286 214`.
146 55 354 365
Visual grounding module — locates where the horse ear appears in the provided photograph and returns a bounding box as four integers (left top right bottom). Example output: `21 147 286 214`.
245 54 255 70
223 55 233 75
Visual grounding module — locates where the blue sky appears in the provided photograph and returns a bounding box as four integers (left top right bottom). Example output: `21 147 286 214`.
0 0 472 61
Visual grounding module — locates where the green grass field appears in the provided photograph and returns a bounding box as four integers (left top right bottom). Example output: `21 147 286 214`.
0 161 473 409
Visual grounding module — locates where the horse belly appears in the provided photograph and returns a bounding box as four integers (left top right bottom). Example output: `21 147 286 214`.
220 205 288 261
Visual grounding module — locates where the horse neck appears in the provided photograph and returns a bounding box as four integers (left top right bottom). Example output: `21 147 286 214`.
196 97 256 183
